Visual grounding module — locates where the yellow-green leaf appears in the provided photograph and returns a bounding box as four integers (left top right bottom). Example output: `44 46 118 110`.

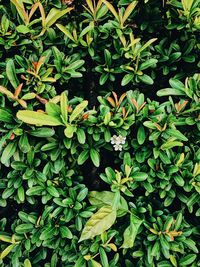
90 259 102 267
137 38 157 54
17 111 63 126
122 1 138 25
60 92 68 124
11 0 29 24
181 0 194 11
0 244 16 260
69 100 88 123
45 7 73 28
79 206 117 242
161 140 183 150
0 86 14 98
0 235 13 243
101 0 119 22
56 24 75 41
24 259 32 267
64 125 77 138
86 0 94 13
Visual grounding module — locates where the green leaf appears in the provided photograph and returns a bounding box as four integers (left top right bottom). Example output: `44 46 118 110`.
122 1 138 25
179 254 196 266
47 186 59 197
79 206 117 242
90 259 102 267
45 102 61 117
99 247 109 267
15 224 34 234
151 241 160 257
79 24 93 38
64 124 77 138
1 142 17 165
100 73 109 85
139 59 158 70
121 73 134 86
6 59 19 89
104 49 111 66
138 74 154 85
2 188 15 199
77 188 88 202
16 25 30 34
0 86 14 98
50 254 58 267
60 226 73 239
89 191 128 217
26 186 44 196
28 128 55 138
77 150 89 165
66 60 85 70
56 24 75 41
77 128 86 144
40 227 56 240
175 213 183 230
169 78 185 91
121 213 142 248
45 7 73 28
0 109 13 123
69 101 88 123
161 140 183 150
170 255 177 267
17 186 25 202
90 148 100 167
183 239 198 253
17 111 63 126
165 129 188 141
101 0 119 22
137 125 146 145
19 133 30 153
60 92 68 124
157 88 185 97
132 172 148 181
137 38 157 54
174 174 184 187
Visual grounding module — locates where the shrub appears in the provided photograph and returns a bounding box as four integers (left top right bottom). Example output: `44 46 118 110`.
0 0 199 266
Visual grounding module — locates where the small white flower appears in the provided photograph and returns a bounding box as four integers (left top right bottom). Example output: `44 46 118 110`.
111 134 126 151
111 135 118 144
113 144 123 151
118 135 126 144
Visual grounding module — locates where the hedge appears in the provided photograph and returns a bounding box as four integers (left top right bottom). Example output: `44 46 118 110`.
0 0 199 266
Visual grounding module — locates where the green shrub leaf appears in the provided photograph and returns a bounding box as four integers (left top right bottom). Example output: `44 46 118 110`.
79 206 117 242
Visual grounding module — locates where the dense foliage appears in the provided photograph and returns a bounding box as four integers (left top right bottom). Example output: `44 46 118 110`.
0 0 199 266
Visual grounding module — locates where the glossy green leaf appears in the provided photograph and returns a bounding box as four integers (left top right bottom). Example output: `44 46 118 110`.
90 148 100 167
1 142 17 165
6 59 19 89
77 150 89 165
89 191 128 217
161 140 183 150
137 125 146 144
121 213 142 248
179 254 197 266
